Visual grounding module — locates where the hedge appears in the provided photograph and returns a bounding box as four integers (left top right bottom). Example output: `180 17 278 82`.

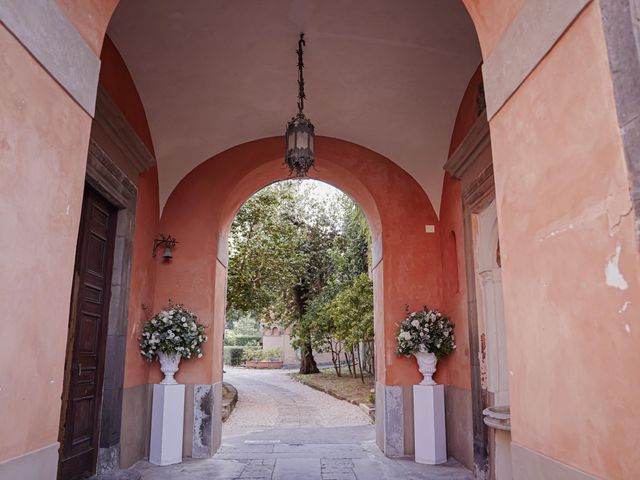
223 346 248 366
223 334 262 347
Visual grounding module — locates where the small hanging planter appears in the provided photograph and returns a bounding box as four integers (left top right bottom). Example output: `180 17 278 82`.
139 302 208 384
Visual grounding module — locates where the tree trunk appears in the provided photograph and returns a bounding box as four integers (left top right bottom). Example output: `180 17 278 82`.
344 351 353 376
350 348 357 378
356 344 365 383
299 339 320 374
330 342 339 376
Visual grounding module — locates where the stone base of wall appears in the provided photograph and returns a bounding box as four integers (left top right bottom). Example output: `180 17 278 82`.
121 382 224 467
511 443 598 480
375 381 475 468
444 385 474 470
191 382 223 458
120 384 153 468
375 382 406 457
0 442 59 480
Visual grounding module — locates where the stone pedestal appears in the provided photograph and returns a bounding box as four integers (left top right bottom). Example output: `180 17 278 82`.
413 384 446 465
149 384 185 466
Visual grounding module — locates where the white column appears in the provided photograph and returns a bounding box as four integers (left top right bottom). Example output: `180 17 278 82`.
150 384 185 466
413 384 447 464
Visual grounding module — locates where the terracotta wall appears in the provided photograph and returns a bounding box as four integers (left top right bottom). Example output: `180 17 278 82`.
96 35 159 388
99 36 155 156
463 0 525 57
0 24 92 462
55 0 119 56
490 3 640 478
148 137 443 388
123 167 159 388
435 65 484 389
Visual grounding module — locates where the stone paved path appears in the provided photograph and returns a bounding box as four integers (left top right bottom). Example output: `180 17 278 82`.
133 368 473 480
222 367 372 436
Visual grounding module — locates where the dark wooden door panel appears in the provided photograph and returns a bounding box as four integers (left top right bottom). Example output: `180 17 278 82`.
59 187 117 480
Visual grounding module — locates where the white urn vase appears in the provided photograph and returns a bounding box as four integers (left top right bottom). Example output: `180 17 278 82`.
415 351 438 386
158 352 181 385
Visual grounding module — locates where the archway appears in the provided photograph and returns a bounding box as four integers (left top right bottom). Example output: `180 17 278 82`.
152 136 443 456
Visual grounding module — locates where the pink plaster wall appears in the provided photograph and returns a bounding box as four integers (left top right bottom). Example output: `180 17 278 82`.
0 25 92 461
99 36 155 156
55 0 119 56
123 166 159 389
437 173 471 390
148 137 443 387
463 0 525 58
435 64 485 390
490 4 640 477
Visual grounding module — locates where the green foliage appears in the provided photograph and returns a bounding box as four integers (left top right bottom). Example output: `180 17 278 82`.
227 180 374 373
327 274 374 351
223 346 247 366
243 347 282 362
229 313 262 336
227 182 304 318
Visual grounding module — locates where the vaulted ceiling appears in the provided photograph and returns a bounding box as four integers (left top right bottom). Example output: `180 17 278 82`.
108 0 481 213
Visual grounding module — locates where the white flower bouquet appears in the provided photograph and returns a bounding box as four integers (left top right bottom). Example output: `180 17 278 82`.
139 303 207 361
396 306 455 359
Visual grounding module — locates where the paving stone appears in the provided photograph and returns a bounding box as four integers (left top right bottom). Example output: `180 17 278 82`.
273 458 321 480
133 368 474 480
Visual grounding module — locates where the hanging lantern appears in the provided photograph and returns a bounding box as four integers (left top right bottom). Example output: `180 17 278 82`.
284 33 315 177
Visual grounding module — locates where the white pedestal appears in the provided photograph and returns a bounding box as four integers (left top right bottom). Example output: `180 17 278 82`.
413 384 447 465
150 384 185 466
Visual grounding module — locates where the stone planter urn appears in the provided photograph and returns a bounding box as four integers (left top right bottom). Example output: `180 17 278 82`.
158 352 181 385
415 351 438 386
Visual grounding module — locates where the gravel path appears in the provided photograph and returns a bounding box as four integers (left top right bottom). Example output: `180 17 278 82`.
222 367 371 437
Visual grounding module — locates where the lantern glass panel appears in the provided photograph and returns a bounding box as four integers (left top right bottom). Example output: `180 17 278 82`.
297 130 309 149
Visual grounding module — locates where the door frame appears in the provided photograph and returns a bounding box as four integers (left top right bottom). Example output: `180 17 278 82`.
58 84 151 475
444 112 494 477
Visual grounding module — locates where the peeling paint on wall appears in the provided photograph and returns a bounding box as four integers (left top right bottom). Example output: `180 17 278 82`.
605 244 629 290
618 301 631 313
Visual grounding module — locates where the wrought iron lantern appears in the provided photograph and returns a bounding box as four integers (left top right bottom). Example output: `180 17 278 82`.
284 33 315 177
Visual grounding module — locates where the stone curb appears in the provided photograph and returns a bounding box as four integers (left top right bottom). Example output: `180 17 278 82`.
222 381 239 422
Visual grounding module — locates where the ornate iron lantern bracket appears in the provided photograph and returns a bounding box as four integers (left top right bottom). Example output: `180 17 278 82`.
284 33 316 177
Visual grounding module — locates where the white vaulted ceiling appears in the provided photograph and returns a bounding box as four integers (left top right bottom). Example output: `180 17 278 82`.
107 0 481 213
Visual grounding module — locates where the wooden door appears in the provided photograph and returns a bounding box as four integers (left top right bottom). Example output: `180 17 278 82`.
59 186 117 480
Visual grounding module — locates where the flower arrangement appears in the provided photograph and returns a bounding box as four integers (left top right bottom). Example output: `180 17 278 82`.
139 303 207 361
396 306 455 359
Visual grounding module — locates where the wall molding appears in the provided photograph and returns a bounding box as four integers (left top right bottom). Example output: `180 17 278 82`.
0 0 100 116
444 114 490 179
93 86 156 179
483 0 592 119
599 0 640 245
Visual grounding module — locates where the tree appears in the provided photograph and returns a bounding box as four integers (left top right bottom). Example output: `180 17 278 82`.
227 182 303 317
227 180 344 374
328 274 374 382
303 198 374 379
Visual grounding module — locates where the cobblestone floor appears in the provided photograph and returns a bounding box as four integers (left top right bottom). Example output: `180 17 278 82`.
133 368 473 479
